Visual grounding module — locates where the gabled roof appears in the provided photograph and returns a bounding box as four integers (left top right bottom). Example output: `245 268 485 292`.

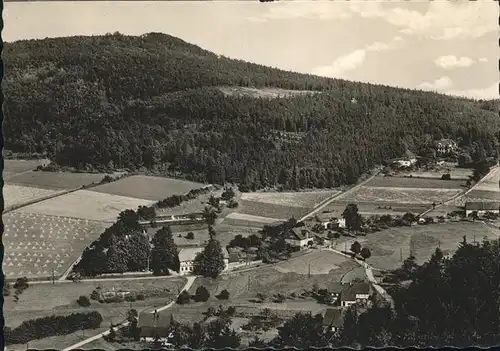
323 308 343 328
465 202 500 211
289 227 310 240
178 247 204 262
341 282 371 302
434 139 456 147
327 281 343 293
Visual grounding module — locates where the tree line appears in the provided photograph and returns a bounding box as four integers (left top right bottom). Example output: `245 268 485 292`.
4 33 499 190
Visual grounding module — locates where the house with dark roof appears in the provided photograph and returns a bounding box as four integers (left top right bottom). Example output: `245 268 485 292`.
323 308 344 333
325 281 343 305
340 282 372 307
465 202 500 217
285 227 314 249
138 312 174 341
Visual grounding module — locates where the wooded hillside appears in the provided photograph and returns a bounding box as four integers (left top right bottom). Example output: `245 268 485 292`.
4 32 499 190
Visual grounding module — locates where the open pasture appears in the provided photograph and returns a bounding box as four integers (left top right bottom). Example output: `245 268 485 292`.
3 184 65 210
364 176 465 189
6 171 108 190
224 212 283 225
2 212 108 279
4 277 186 329
238 200 309 220
336 222 499 271
4 159 49 175
16 189 155 222
320 201 428 217
337 186 462 205
273 250 352 275
396 168 473 180
89 175 205 201
240 190 340 208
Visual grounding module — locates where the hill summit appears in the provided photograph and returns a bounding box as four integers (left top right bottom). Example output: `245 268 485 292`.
3 32 499 190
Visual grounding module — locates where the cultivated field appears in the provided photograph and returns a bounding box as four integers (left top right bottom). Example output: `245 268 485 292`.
4 277 186 350
3 184 65 210
237 200 310 221
454 192 500 206
224 212 284 225
89 175 206 201
2 212 109 279
319 201 426 218
6 171 108 190
240 191 340 208
16 190 155 222
335 222 500 271
364 176 465 189
337 186 463 205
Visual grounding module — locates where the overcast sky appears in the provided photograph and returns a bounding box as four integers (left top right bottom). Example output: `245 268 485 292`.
4 0 499 100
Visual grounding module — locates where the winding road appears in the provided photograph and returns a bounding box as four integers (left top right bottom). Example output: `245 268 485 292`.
61 276 196 351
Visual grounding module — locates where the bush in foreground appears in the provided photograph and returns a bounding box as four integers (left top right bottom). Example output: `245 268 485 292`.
194 286 210 302
77 295 91 307
4 311 103 345
217 289 230 300
177 290 191 305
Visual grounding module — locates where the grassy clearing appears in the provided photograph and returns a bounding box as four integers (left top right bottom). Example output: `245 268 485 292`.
273 250 350 275
397 168 473 180
238 200 309 220
320 201 426 217
7 171 108 190
3 212 108 279
3 184 64 210
335 222 499 271
338 186 462 205
4 277 186 329
89 175 205 201
4 159 49 174
365 176 465 189
17 190 155 222
225 212 283 224
240 190 340 208
218 86 319 99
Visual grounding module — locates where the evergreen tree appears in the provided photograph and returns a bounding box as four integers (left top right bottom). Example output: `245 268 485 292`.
151 226 180 275
342 204 363 232
195 226 226 278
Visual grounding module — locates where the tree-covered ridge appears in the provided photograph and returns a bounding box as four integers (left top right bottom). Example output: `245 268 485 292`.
4 33 499 189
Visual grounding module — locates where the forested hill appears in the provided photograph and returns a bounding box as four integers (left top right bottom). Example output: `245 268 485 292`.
4 32 499 190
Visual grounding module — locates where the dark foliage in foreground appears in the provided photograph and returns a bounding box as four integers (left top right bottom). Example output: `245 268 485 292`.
4 33 499 190
4 311 103 345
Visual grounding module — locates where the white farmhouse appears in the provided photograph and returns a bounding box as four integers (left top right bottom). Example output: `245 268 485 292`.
322 218 346 230
340 282 371 307
178 246 229 275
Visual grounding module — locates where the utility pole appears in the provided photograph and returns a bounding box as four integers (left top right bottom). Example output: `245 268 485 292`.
52 268 55 285
308 263 311 279
247 275 250 291
400 248 403 262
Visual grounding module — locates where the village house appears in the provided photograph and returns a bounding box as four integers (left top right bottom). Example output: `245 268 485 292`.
138 312 173 342
434 139 458 155
322 218 346 230
340 282 371 307
178 246 229 275
285 227 314 249
465 202 500 217
322 308 344 333
325 281 343 305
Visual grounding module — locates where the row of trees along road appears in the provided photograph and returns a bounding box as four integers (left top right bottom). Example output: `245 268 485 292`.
73 207 226 278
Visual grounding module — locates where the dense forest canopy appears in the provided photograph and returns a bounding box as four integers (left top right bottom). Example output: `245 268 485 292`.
4 32 499 190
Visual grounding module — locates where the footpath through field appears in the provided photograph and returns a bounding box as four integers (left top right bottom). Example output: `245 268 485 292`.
299 168 382 222
420 164 500 217
61 276 196 351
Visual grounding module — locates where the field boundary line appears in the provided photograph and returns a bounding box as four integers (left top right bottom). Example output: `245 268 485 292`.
299 168 381 222
420 165 499 216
